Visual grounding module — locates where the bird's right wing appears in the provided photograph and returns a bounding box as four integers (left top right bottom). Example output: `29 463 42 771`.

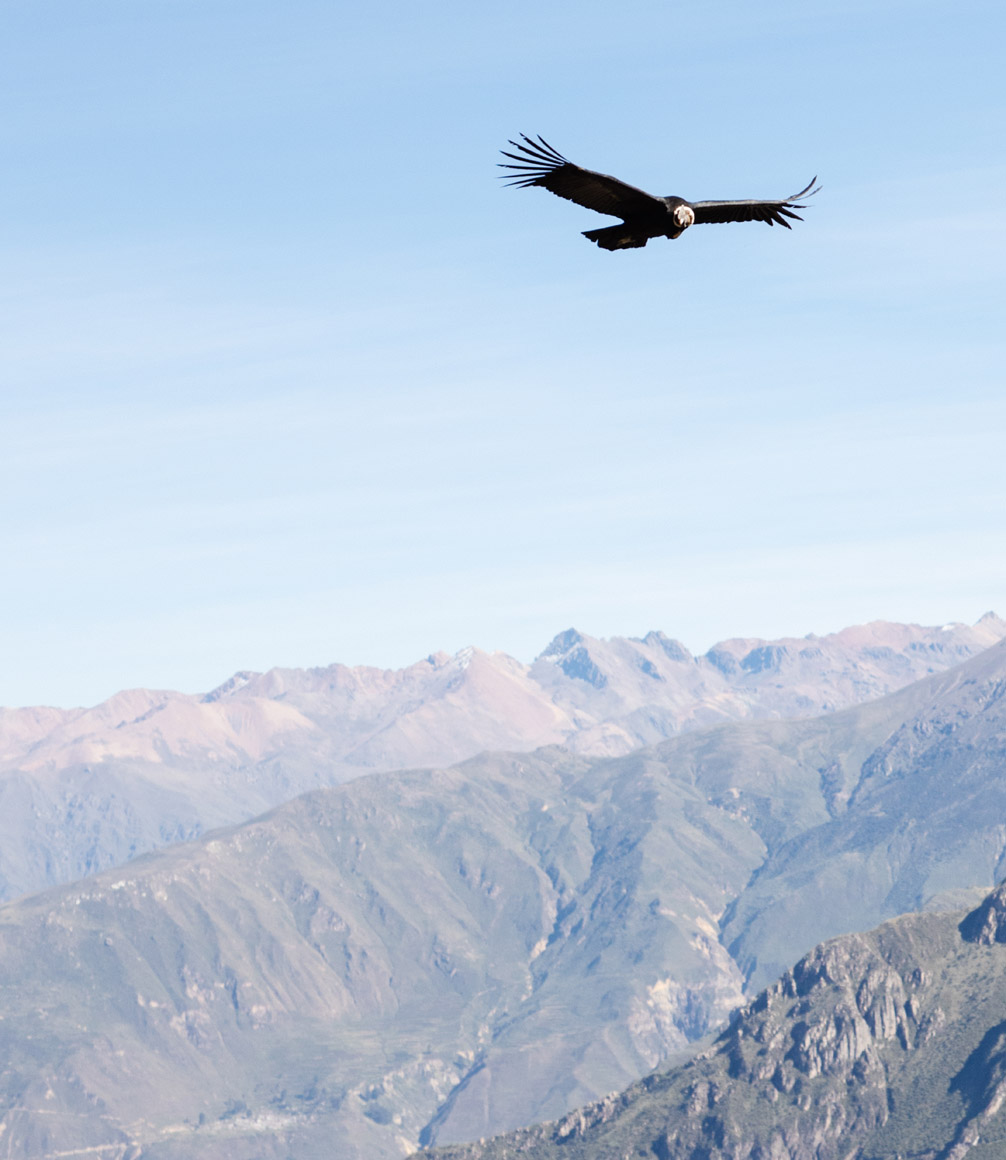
499 135 664 220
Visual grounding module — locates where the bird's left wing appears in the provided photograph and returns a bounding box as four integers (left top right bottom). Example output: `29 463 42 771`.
499 135 664 219
689 178 820 228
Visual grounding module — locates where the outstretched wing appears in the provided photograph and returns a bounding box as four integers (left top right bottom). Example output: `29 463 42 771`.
499 134 665 220
689 178 820 228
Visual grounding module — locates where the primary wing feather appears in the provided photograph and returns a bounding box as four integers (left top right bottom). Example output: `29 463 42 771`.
690 178 820 228
499 135 663 219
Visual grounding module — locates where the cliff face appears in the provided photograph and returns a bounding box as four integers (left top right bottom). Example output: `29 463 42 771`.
423 884 1006 1160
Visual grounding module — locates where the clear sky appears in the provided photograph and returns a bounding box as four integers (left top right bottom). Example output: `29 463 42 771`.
2 0 1004 707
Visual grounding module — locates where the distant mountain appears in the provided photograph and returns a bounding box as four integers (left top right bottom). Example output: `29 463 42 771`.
3 636 1006 1156
528 613 1006 752
0 613 1001 902
424 884 1006 1160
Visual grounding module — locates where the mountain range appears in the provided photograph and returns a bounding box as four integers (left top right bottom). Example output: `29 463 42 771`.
1 620 1006 1156
0 614 1001 904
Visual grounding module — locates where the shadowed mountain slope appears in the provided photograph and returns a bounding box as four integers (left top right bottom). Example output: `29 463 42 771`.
424 883 1006 1160
0 614 1001 903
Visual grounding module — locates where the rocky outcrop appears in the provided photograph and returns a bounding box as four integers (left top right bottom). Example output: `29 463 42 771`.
959 880 1006 945
422 890 1006 1160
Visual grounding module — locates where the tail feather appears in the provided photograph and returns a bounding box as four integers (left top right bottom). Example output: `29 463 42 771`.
582 225 649 250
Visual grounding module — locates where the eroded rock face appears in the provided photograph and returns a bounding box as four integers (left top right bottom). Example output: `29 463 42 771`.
774 942 912 1082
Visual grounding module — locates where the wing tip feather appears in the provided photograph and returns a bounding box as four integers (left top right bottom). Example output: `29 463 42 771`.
498 134 572 187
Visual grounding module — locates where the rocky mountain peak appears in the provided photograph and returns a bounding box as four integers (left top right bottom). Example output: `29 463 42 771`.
535 629 608 689
638 631 693 663
201 670 257 702
536 628 586 660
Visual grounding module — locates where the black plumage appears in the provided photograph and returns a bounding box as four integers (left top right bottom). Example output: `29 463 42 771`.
499 134 819 251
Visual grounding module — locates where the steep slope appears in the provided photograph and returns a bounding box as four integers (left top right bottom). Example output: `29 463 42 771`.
424 884 1006 1160
0 614 1001 903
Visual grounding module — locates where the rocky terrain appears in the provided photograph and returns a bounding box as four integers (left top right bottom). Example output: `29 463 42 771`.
424 883 1006 1160
2 633 1006 1156
0 614 1001 903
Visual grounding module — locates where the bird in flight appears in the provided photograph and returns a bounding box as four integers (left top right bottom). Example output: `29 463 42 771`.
499 134 819 251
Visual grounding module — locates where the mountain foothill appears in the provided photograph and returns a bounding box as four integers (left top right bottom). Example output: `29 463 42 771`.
0 614 1005 1157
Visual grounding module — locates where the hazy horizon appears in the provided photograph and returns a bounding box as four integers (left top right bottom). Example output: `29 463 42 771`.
3 608 1002 711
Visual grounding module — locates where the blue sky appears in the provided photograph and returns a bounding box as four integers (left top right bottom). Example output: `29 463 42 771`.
2 0 1004 707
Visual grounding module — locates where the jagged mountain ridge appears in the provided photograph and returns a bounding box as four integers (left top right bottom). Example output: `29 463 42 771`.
0 613 1001 903
423 884 1006 1160
4 637 1006 1155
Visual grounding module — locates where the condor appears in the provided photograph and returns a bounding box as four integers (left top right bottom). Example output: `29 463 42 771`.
499 134 819 251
